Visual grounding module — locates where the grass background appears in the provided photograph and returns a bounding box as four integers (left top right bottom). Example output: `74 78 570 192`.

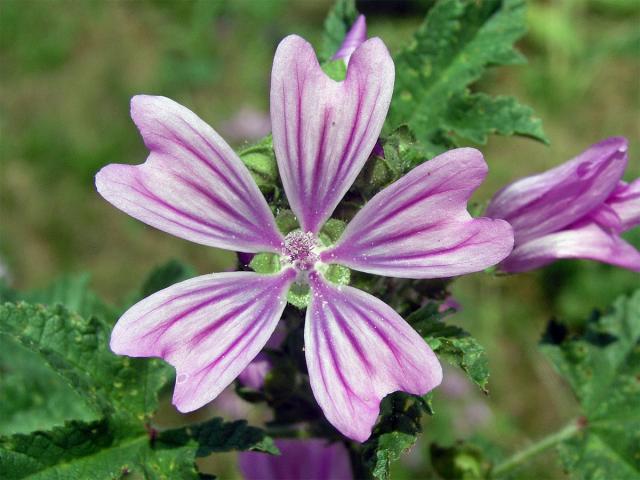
1 0 638 478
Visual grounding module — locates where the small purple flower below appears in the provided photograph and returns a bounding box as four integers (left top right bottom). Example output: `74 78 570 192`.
487 137 640 272
96 32 513 441
239 439 353 480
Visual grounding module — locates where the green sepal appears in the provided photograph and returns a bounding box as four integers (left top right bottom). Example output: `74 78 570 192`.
287 282 310 309
321 59 347 81
238 136 278 195
323 264 351 286
275 209 299 235
249 253 281 275
319 218 347 246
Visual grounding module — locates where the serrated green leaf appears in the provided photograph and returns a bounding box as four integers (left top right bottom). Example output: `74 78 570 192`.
540 290 640 479
441 92 549 144
361 393 428 480
0 416 275 480
0 302 171 423
388 0 546 149
159 417 279 457
0 336 95 435
320 0 357 63
408 303 489 392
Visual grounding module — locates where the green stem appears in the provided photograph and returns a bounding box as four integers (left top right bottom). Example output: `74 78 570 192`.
492 419 582 478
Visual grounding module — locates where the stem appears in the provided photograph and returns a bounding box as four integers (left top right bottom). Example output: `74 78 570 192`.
492 419 582 478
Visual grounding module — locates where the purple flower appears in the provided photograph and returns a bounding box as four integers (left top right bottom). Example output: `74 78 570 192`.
238 439 352 480
96 35 513 441
237 324 286 390
332 14 367 65
487 137 640 272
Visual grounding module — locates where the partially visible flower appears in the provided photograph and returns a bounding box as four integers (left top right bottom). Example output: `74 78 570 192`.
332 14 367 65
220 106 271 143
438 297 461 317
487 137 640 272
239 439 352 480
97 33 513 442
237 325 286 390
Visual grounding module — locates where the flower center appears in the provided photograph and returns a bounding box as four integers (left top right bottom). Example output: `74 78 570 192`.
282 231 319 271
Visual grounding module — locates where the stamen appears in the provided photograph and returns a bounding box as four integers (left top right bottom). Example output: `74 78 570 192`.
283 231 319 271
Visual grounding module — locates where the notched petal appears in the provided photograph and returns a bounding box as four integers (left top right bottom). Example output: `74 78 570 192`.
321 148 514 278
305 273 442 442
96 95 283 253
110 269 295 412
270 35 394 234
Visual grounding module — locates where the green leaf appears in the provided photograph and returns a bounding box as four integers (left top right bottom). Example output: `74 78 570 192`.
0 416 276 479
540 290 640 479
159 417 279 457
388 0 547 150
441 92 549 144
2 274 117 325
0 302 171 423
361 393 429 480
0 336 95 435
408 303 489 392
139 259 196 299
431 441 491 480
320 0 357 63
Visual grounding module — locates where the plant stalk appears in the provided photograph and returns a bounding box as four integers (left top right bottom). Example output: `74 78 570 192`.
492 419 582 478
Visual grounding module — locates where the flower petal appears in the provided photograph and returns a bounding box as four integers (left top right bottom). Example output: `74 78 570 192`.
486 137 628 243
270 35 394 234
606 179 640 232
305 273 442 442
332 14 367 64
321 148 514 278
501 222 640 273
96 95 283 253
110 269 296 412
239 439 352 480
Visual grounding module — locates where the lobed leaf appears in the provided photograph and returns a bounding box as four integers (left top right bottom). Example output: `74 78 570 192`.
388 0 547 151
408 303 489 392
0 302 171 423
361 393 429 480
0 416 276 479
540 290 640 479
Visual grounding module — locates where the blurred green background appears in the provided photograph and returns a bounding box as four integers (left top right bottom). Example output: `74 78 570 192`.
0 0 638 478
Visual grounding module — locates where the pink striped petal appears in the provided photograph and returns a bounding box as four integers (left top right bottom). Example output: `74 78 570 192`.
501 222 640 273
239 439 352 480
305 273 442 442
96 95 283 253
110 269 296 412
605 179 640 232
332 14 367 64
486 137 628 244
321 148 514 279
270 35 394 234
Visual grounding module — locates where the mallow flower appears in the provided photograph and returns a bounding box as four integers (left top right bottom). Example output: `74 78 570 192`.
487 137 640 273
239 439 352 480
96 34 513 441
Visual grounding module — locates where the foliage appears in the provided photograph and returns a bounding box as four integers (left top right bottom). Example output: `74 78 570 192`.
409 303 489 392
540 290 640 479
0 262 277 479
388 0 548 160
